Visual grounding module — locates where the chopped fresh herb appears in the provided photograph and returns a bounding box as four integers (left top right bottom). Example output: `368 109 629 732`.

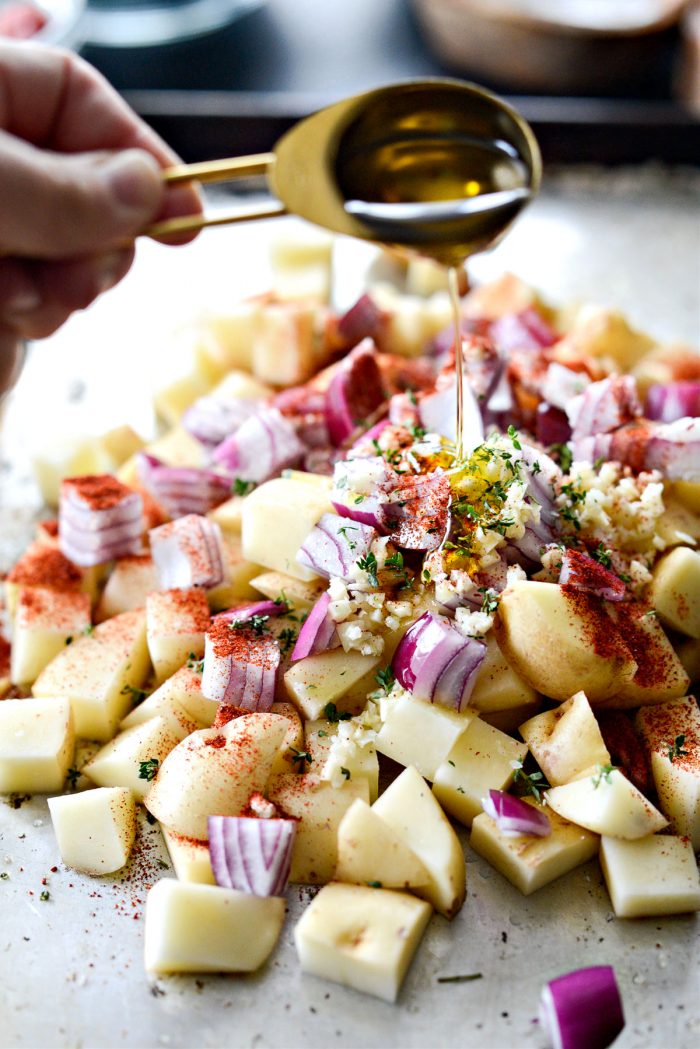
385 551 404 571
371 439 402 466
273 593 293 613
437 973 483 985
39 890 50 902
549 443 573 474
353 495 365 504
83 624 94 636
591 543 613 569
290 747 313 772
448 760 455 767
278 627 297 656
593 456 605 471
233 478 255 497
644 609 657 619
230 614 269 635
507 424 522 450
407 389 418 407
0 872 9 880
356 552 379 586
157 860 170 871
410 424 427 441
138 758 160 782
618 573 632 584
340 767 351 780
120 684 147 704
422 568 431 583
531 460 542 475
512 760 549 803
478 587 499 616
187 653 205 673
375 666 395 692
65 767 80 791
456 786 466 794
592 764 615 789
667 735 689 763
338 525 359 550
366 880 382 888
324 702 352 723
65 636 73 646
317 730 327 738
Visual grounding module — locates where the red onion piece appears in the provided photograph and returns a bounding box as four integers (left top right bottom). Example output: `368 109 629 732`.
183 395 260 447
297 513 376 581
138 453 232 517
59 530 142 567
568 376 642 440
571 432 612 466
349 419 392 453
481 789 551 837
215 600 287 624
273 385 327 416
291 592 340 660
325 339 385 446
646 381 700 423
201 619 280 711
540 966 624 1049
331 495 385 530
537 404 572 446
331 456 393 530
388 391 421 428
644 417 700 482
336 293 385 350
212 408 304 484
392 611 486 711
208 815 296 896
541 363 591 412
559 549 626 601
418 377 484 451
379 472 450 551
59 476 144 567
149 514 225 590
489 308 557 353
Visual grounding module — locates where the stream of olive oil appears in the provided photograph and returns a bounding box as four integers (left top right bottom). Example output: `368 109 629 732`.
447 265 466 462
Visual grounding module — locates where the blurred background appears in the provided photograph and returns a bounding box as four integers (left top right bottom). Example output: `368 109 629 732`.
1 0 700 163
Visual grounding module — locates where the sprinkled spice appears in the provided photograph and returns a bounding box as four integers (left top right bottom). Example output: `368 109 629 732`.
207 618 278 670
61 474 136 512
7 544 83 592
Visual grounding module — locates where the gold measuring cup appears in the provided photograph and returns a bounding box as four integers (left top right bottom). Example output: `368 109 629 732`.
148 78 542 267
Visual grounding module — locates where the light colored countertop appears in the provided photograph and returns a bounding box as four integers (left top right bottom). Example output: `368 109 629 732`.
1 167 699 1049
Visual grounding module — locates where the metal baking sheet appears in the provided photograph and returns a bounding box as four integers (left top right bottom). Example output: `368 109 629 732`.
1 167 699 1049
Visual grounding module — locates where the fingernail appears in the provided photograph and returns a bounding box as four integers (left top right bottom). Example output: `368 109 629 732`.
5 288 41 317
101 150 162 219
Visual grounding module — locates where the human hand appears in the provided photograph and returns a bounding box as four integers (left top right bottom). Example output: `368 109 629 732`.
0 41 202 391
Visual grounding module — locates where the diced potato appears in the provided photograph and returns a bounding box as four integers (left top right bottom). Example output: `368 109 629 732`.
146 588 210 684
284 649 380 720
33 608 151 742
675 637 700 683
161 827 214 885
144 879 285 974
11 588 92 686
4 541 84 621
375 694 476 781
31 426 145 507
305 718 379 801
154 371 210 428
470 800 599 895
545 768 668 840
372 766 465 919
656 494 700 548
197 302 265 377
481 701 541 734
267 774 369 884
119 687 200 738
463 272 541 321
432 717 527 826
268 701 305 777
207 496 245 536
83 717 182 802
556 305 654 370
96 554 158 622
123 664 217 729
294 882 432 1003
651 547 700 638
99 425 146 468
250 570 324 610
270 226 334 303
139 426 206 470
671 480 700 515
241 477 334 582
495 582 636 703
48 786 136 875
601 604 690 708
0 698 74 793
252 301 316 386
468 635 539 714
519 691 610 786
635 696 700 849
205 535 263 613
145 714 288 840
600 835 700 918
335 799 430 889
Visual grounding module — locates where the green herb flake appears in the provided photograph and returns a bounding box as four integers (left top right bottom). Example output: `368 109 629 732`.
65 767 80 791
120 684 147 704
667 735 689 763
278 628 297 656
0 872 9 880
356 552 379 587
507 424 522 451
375 666 395 692
591 543 613 570
340 767 351 780
549 443 573 474
138 758 160 782
233 478 255 497
367 880 382 888
437 973 483 984
324 703 352 723
290 747 313 772
39 890 50 902
592 764 615 789
230 614 269 636
512 760 549 803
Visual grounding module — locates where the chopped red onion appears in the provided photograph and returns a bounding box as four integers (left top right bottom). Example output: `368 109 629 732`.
212 408 304 483
489 308 557 353
325 339 385 446
485 367 513 415
215 600 287 624
536 404 572 446
392 610 486 711
138 453 232 517
336 293 385 350
59 476 144 567
273 385 326 417
297 513 376 580
571 432 612 466
644 417 700 482
291 592 340 660
559 549 626 601
540 966 624 1049
349 419 392 453
520 444 561 530
150 514 225 590
331 456 393 530
482 789 551 836
303 447 343 475
208 815 296 897
568 376 642 440
201 620 280 711
182 395 260 447
379 471 450 551
388 391 421 428
418 377 484 451
331 494 385 530
541 363 591 411
646 382 700 423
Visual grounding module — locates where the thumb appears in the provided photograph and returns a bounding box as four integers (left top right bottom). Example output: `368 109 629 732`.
0 132 165 259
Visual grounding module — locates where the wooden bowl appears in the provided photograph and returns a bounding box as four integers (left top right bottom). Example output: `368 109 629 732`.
411 0 690 93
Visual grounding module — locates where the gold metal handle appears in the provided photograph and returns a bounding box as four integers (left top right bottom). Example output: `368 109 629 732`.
145 151 286 239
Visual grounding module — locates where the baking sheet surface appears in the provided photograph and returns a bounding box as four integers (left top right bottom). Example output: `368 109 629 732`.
1 167 699 1049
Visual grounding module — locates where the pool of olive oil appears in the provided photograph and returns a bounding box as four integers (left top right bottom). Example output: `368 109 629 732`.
338 134 529 460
